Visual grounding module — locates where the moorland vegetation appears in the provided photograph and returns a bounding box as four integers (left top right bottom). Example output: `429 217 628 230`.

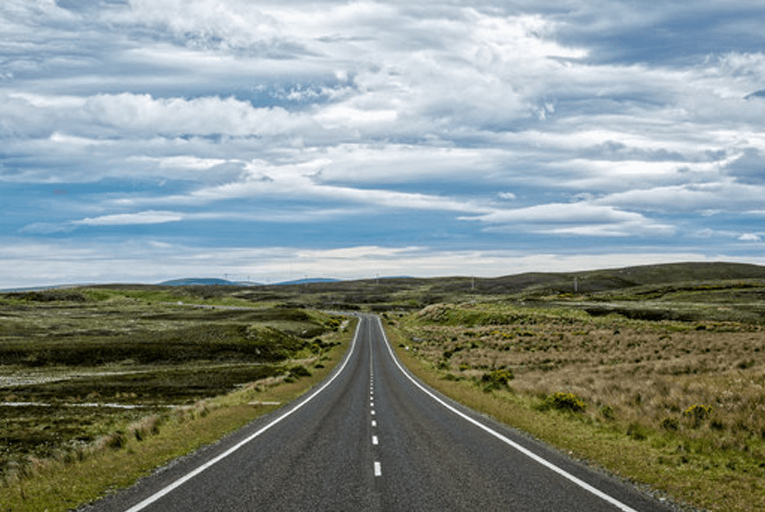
0 288 348 510
2 261 765 511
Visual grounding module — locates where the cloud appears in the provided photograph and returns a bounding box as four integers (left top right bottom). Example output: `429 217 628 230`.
739 233 762 242
72 210 184 226
462 202 675 237
597 181 765 213
2 1 765 286
1 92 310 139
17 222 76 234
723 148 765 185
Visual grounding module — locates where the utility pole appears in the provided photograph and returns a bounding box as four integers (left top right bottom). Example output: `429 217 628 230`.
574 276 578 293
471 276 475 291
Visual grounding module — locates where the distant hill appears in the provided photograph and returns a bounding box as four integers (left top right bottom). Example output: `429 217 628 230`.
433 261 765 296
275 277 341 286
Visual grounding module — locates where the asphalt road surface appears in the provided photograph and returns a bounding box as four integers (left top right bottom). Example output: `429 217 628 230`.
85 314 674 512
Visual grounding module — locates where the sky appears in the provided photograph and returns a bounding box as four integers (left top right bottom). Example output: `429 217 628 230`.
2 0 765 287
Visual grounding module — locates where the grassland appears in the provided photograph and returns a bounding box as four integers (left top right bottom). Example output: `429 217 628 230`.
385 300 765 512
3 262 765 511
0 288 350 510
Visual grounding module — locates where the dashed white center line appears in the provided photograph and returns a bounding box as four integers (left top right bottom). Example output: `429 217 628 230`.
374 461 382 477
371 410 375 415
372 420 377 427
372 435 379 445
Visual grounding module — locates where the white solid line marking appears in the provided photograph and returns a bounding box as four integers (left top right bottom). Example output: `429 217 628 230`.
375 317 640 512
374 461 382 476
372 420 377 427
122 316 364 512
372 435 379 445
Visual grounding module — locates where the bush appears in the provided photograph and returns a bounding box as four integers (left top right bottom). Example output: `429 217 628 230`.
287 365 311 379
683 404 712 421
660 417 679 431
480 368 514 392
542 392 586 412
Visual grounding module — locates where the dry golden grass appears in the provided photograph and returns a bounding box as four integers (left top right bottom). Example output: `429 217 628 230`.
394 303 765 511
405 310 765 439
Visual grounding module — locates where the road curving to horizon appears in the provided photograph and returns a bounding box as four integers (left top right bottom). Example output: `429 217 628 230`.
84 314 674 512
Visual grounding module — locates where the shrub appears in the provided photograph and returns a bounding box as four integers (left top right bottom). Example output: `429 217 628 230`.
683 404 712 421
660 417 679 431
542 392 586 412
480 368 514 392
288 365 311 378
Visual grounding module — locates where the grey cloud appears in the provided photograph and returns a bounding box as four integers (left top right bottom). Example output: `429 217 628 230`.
724 149 765 185
579 141 687 162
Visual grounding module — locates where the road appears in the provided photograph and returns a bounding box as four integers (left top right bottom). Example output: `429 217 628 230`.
85 314 673 512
